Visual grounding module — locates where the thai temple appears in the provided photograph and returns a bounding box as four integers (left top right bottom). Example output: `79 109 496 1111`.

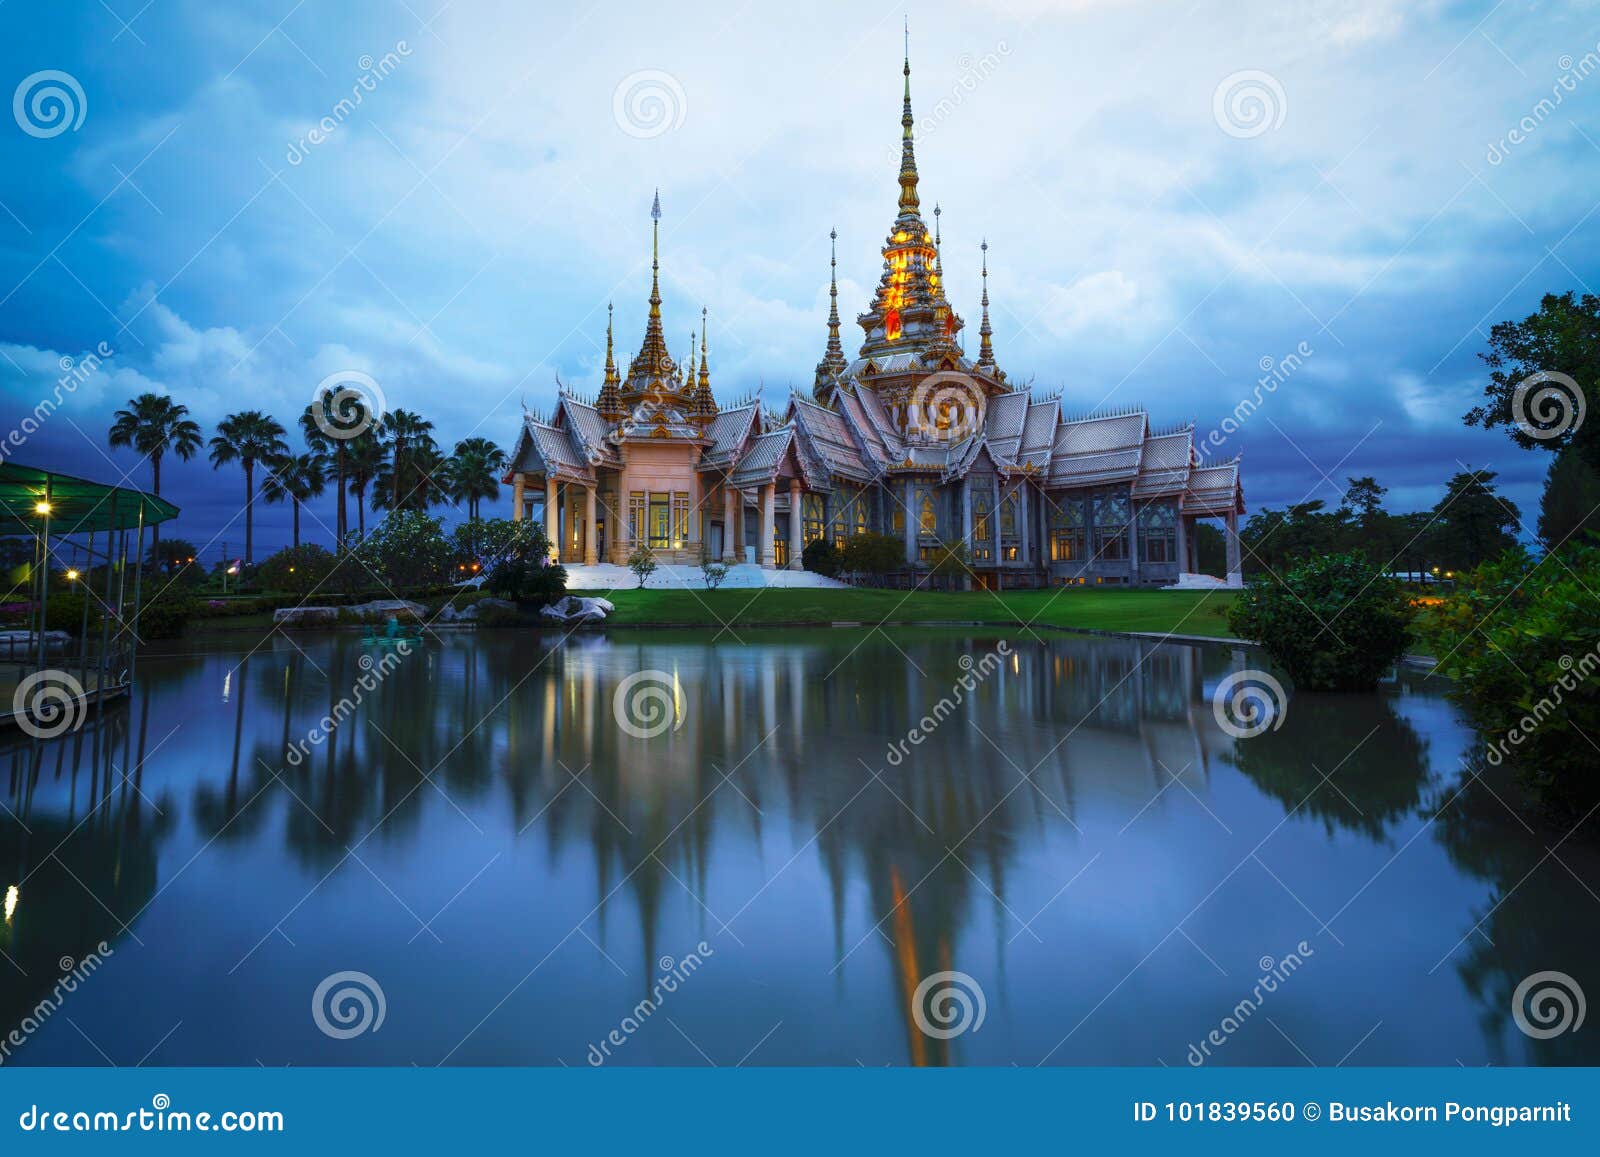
506 46 1245 589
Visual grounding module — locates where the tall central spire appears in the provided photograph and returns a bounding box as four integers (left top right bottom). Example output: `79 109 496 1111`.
898 18 919 214
629 188 676 392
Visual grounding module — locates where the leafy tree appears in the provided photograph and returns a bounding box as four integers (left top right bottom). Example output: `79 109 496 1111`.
1342 476 1386 524
1537 446 1600 549
927 539 970 588
261 450 328 549
484 520 565 604
840 533 904 583
258 543 338 596
1466 291 1598 471
148 537 200 580
355 510 452 591
107 392 202 552
1419 543 1600 816
1429 469 1520 570
208 411 289 563
446 437 507 522
628 544 658 588
1227 552 1413 691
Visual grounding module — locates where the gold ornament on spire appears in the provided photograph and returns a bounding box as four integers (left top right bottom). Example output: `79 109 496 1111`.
628 188 676 397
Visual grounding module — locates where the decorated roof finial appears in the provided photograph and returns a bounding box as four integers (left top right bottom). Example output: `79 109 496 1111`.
631 189 674 389
977 238 997 371
814 227 849 401
695 306 718 421
899 21 919 213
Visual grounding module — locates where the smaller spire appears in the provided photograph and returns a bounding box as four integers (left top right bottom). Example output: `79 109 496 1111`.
598 303 622 420
977 238 997 371
814 227 849 402
694 306 718 422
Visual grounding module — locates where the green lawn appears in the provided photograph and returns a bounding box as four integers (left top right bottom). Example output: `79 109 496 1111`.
577 586 1241 638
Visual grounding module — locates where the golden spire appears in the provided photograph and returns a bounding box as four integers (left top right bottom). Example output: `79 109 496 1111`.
698 308 710 391
814 227 848 398
630 189 674 391
598 302 622 419
977 239 994 366
694 306 718 422
898 18 919 214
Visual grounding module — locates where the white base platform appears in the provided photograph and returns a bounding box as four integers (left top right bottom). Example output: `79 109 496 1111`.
563 563 849 591
1165 572 1244 591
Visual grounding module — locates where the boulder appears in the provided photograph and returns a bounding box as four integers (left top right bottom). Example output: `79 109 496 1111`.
539 595 610 624
273 606 339 626
349 599 426 621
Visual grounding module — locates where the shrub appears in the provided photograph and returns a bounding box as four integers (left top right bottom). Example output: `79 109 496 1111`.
257 544 338 596
700 560 729 590
132 585 197 640
484 520 567 605
628 544 658 588
840 533 904 583
1226 551 1412 691
802 538 842 576
1418 543 1600 815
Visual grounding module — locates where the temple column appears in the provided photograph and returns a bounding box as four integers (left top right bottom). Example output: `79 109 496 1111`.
544 477 558 560
903 478 916 567
722 485 737 562
991 480 1003 591
1128 496 1141 586
787 480 803 570
1176 507 1190 575
960 477 973 591
512 473 525 521
1019 483 1032 575
759 483 776 569
583 485 598 565
1225 509 1242 586
558 483 570 564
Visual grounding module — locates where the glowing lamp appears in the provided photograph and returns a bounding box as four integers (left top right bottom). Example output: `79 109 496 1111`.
34 501 51 515
65 569 79 581
3 884 17 923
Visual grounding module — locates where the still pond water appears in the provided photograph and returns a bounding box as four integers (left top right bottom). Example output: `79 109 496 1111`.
2 629 1595 1066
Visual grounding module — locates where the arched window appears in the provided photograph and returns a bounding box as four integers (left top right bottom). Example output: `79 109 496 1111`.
884 309 901 341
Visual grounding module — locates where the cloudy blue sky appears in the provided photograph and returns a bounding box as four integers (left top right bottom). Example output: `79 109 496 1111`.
2 0 1596 556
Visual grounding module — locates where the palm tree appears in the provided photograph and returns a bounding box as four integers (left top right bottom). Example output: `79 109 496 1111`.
208 411 288 563
378 409 435 511
344 432 385 540
447 438 508 521
261 450 328 549
107 393 202 552
300 393 375 550
375 439 448 512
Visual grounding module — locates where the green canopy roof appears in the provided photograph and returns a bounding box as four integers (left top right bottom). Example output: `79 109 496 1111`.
0 463 179 537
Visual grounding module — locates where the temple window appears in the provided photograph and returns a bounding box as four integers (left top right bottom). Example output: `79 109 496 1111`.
918 489 938 536
672 492 690 548
1048 497 1085 562
885 309 901 341
803 493 825 544
629 491 647 544
1139 502 1177 563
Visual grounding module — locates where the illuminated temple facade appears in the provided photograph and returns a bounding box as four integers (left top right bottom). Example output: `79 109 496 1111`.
506 51 1245 588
